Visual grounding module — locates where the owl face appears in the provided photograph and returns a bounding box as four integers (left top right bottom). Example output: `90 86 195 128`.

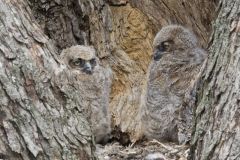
152 25 198 61
69 57 97 75
61 45 98 75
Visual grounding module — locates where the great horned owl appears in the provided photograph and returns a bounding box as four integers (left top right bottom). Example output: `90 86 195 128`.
142 25 206 144
60 45 97 75
60 45 112 144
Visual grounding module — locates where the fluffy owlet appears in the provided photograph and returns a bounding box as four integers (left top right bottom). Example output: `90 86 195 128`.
142 25 206 144
60 45 112 144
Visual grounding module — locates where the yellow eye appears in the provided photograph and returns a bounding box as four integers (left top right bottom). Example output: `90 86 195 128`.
74 58 85 67
73 60 80 66
69 58 84 68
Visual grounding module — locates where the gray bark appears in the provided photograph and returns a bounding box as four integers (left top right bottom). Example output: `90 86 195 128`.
190 1 240 159
0 0 95 159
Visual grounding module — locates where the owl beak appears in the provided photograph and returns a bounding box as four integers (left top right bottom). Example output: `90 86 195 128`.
153 50 162 61
82 62 93 74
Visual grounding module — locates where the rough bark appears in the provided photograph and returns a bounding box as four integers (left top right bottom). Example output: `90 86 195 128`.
27 0 217 142
190 1 240 159
0 0 95 159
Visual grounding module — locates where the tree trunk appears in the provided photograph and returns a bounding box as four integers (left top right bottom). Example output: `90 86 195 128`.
27 0 216 142
0 0 95 159
190 1 240 159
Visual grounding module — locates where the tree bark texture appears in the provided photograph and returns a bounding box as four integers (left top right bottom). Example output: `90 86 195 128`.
28 0 217 142
0 0 95 159
190 1 240 159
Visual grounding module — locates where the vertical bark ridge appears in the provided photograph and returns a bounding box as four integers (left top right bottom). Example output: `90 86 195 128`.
191 1 240 159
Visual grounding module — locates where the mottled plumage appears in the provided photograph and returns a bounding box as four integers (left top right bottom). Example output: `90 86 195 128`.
142 25 206 144
60 45 112 144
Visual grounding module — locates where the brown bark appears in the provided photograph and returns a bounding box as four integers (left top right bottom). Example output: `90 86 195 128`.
28 0 217 142
130 0 217 47
0 0 95 159
190 1 240 159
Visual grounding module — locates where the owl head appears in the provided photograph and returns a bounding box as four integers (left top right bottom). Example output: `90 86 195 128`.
60 45 98 75
152 25 198 61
